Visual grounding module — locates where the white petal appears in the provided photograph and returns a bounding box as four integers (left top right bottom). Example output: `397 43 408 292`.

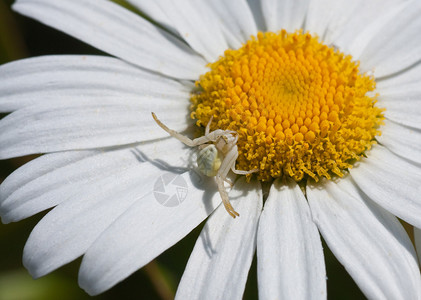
306 0 400 48
203 0 258 49
307 176 421 300
377 86 421 129
0 97 190 159
23 140 190 278
305 0 359 41
377 119 421 164
131 0 257 50
1 151 94 223
336 1 407 58
350 145 421 228
130 0 228 62
377 61 421 92
23 163 158 278
78 171 221 295
358 0 421 78
13 0 206 79
257 178 326 300
246 0 266 31
261 0 309 32
414 227 421 264
175 178 262 300
0 55 189 112
0 138 189 223
125 1 179 36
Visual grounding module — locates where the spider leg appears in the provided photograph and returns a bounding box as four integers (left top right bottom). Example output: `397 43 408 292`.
205 116 213 135
224 177 234 187
152 113 228 147
216 174 239 218
218 149 236 178
214 146 241 218
232 167 259 175
152 112 196 146
221 145 258 175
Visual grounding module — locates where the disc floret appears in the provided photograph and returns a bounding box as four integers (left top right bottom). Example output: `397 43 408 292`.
191 30 384 182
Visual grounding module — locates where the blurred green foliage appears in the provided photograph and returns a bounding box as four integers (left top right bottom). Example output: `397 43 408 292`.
0 0 369 299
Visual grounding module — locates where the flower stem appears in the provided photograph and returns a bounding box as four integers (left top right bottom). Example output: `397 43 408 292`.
143 260 176 300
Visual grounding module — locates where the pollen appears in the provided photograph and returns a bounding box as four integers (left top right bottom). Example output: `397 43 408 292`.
191 31 384 182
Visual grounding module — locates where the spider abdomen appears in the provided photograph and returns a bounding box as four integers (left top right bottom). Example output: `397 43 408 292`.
197 144 222 177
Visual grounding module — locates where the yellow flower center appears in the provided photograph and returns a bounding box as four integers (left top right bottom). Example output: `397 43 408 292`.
191 31 384 182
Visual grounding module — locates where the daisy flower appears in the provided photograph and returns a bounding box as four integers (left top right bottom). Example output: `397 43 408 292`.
1 0 421 299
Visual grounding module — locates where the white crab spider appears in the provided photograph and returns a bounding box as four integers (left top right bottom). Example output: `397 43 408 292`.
152 112 258 218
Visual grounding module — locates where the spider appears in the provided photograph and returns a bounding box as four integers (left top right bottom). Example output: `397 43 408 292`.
152 112 258 218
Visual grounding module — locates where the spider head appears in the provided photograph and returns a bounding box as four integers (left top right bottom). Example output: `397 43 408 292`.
214 131 238 153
